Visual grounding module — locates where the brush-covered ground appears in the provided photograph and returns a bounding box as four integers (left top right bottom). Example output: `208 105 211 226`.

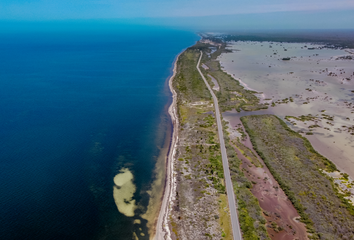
196 42 268 112
241 114 354 239
171 38 354 240
169 47 233 240
196 41 272 239
199 40 308 240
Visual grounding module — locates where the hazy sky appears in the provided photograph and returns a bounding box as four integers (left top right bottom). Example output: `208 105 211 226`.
1 0 353 29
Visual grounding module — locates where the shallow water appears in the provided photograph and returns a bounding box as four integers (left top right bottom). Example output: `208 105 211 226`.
220 41 354 178
0 28 198 239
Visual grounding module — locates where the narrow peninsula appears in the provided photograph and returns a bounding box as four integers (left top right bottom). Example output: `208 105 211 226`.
157 32 354 240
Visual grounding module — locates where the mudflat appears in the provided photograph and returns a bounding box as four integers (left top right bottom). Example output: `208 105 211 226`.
219 41 354 179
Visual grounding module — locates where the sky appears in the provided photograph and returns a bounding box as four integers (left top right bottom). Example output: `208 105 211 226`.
0 0 353 30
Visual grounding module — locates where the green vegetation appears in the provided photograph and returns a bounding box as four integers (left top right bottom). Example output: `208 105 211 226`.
241 114 354 239
285 114 319 122
220 33 354 49
236 127 247 140
200 114 215 128
192 41 270 239
172 38 354 240
232 139 262 167
223 127 270 240
197 36 354 239
273 97 293 105
174 47 211 104
198 43 268 112
170 41 272 239
170 47 233 239
218 194 233 240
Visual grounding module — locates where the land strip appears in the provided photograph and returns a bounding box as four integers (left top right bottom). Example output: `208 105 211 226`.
198 41 273 239
223 115 308 240
159 46 234 240
197 51 242 240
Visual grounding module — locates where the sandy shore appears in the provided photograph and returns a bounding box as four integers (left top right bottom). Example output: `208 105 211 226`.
154 53 180 240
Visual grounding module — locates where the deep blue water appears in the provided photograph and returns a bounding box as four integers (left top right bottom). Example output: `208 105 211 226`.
0 26 198 239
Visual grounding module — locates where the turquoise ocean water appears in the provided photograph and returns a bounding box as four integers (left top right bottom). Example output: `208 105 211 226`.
0 25 198 239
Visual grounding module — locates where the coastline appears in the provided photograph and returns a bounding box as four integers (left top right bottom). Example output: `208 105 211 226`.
153 37 354 239
156 47 236 239
154 53 180 240
217 55 266 101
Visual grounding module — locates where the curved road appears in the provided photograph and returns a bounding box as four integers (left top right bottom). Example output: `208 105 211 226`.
197 51 243 240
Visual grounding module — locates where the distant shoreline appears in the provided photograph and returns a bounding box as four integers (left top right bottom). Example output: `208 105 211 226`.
206 30 354 49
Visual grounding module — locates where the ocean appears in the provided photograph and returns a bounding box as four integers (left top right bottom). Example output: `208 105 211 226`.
0 25 198 239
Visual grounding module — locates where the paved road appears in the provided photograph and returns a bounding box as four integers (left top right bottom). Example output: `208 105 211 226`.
197 51 243 240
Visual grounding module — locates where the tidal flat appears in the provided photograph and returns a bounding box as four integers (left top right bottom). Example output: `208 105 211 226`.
219 41 354 179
